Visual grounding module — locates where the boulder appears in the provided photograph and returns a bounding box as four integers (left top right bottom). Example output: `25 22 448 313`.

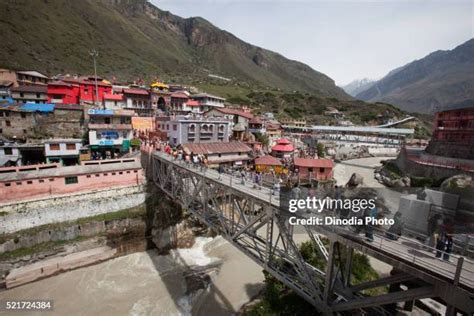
346 173 364 188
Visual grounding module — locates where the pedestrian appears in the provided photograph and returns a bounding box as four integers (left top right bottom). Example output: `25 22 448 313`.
217 164 224 180
386 212 404 240
365 204 377 242
426 213 442 250
240 169 246 184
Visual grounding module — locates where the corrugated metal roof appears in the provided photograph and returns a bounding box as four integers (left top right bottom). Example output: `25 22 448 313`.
300 125 414 135
20 103 55 112
11 85 48 93
294 158 334 168
181 142 251 155
123 88 149 96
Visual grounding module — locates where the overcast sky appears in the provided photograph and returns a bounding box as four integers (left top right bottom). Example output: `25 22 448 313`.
153 0 473 86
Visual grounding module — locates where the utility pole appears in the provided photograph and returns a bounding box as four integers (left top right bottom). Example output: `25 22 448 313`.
89 49 101 108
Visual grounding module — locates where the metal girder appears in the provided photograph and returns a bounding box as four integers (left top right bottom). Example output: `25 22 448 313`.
150 153 474 315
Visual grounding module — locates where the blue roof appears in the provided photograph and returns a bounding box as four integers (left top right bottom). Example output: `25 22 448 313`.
20 103 55 112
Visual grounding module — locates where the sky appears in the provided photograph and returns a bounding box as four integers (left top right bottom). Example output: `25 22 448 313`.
152 0 473 86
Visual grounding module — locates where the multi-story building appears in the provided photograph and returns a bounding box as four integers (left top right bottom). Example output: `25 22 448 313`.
156 115 231 147
248 116 266 134
87 109 134 155
0 81 13 100
15 71 50 86
11 85 48 104
63 76 112 105
122 88 152 116
0 103 84 140
280 118 306 128
191 93 225 112
44 138 82 165
47 81 80 104
103 93 125 110
426 106 474 159
181 142 252 168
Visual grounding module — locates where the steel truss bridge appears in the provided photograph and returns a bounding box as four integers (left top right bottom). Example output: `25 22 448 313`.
148 151 473 315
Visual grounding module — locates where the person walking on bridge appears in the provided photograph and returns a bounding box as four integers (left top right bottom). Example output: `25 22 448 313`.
217 164 224 180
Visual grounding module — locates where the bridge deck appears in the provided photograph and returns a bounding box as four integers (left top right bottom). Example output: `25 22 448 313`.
152 151 474 291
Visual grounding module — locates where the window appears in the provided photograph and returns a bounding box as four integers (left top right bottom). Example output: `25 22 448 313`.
16 182 22 185
126 171 131 174
21 113 26 118
133 170 138 173
119 171 123 175
104 118 111 124
65 176 78 185
27 180 33 184
20 92 24 98
49 144 60 151
5 183 11 187
36 93 40 98
320 168 325 173
39 179 45 183
112 172 116 175
172 137 177 144
5 120 11 127
103 173 108 176
0 112 3 117
86 175 91 178
95 174 100 177
308 168 313 172
23 129 27 134
4 148 12 155
49 178 54 182
66 143 76 150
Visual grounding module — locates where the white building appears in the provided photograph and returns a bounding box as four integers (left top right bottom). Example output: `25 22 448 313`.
191 93 225 111
44 138 82 165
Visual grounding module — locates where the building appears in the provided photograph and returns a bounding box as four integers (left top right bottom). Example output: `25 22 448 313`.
63 76 112 105
87 109 135 156
265 121 282 138
0 139 21 167
104 93 125 110
280 118 306 128
157 115 231 147
254 155 284 174
426 106 474 160
122 88 152 116
0 158 143 204
15 71 50 86
11 85 48 104
271 138 294 159
294 158 334 181
44 139 82 165
181 142 252 168
191 93 225 111
0 103 51 139
0 80 13 100
248 116 266 134
170 92 189 112
47 81 80 104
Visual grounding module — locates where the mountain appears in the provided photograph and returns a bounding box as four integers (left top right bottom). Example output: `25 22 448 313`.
341 78 376 96
355 39 474 113
0 0 348 99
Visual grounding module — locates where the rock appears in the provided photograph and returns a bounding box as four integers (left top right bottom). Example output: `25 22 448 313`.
440 174 473 191
346 173 364 188
183 267 214 295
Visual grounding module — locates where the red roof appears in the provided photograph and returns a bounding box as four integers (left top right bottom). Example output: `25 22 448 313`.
123 88 149 96
254 155 282 166
186 100 200 107
104 93 123 101
294 158 334 168
181 142 251 155
271 138 294 152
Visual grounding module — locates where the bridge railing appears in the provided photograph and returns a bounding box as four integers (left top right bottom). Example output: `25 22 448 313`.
151 149 474 288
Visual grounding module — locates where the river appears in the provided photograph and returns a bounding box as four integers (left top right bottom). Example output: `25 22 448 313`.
0 237 264 316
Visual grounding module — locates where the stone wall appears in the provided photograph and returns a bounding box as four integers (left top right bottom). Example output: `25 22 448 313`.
0 185 145 233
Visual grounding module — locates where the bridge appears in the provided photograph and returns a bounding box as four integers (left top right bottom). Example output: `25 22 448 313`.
146 150 474 315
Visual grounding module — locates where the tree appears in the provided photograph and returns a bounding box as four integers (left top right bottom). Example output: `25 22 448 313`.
316 142 325 158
